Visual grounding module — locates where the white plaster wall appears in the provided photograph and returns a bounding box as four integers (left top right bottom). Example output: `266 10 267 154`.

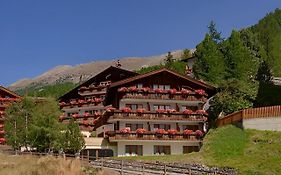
96 124 114 135
243 117 281 131
116 141 199 156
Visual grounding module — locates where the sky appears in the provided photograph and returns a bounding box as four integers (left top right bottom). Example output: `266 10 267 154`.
0 1 281 86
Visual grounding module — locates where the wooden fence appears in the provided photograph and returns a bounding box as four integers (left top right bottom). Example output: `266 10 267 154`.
216 105 281 127
16 151 236 175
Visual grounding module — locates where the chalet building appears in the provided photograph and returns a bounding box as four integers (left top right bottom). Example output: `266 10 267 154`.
0 86 21 144
58 66 138 138
94 68 216 156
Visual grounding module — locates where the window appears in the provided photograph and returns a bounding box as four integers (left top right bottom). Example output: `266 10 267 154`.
181 106 198 111
152 84 170 90
125 124 143 131
183 146 199 154
154 145 171 155
153 105 170 110
126 104 143 110
125 145 143 156
153 124 170 130
136 83 143 88
182 125 199 131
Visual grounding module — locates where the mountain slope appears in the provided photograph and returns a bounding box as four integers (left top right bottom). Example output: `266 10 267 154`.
10 50 184 90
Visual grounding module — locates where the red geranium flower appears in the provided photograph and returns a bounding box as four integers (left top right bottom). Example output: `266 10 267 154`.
183 129 193 135
155 129 167 135
120 127 131 134
136 128 146 134
121 107 132 113
183 109 194 115
195 89 207 96
196 110 208 115
168 88 177 94
118 87 128 92
181 88 192 95
167 129 177 135
195 130 204 137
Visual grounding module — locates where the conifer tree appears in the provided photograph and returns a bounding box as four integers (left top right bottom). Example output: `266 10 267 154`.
193 34 226 85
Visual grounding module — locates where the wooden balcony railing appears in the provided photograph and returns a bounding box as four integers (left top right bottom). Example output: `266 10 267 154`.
107 131 202 141
60 99 104 109
122 93 207 102
108 111 207 122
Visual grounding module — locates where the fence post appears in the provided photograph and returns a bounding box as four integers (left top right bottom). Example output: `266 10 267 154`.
164 164 167 175
142 163 145 175
101 157 104 169
87 149 90 163
121 160 124 175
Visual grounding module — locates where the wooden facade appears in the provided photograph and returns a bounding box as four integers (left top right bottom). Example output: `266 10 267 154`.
0 86 21 144
58 66 138 134
94 68 215 156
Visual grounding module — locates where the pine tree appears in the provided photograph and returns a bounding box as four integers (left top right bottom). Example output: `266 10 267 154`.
193 34 226 85
208 21 224 43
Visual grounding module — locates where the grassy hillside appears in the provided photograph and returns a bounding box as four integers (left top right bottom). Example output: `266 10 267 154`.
15 82 77 99
119 125 281 175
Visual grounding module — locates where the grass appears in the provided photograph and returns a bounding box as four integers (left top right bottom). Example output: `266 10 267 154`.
0 154 113 175
117 125 281 175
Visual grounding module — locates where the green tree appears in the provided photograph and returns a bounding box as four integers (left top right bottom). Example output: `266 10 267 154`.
5 97 35 150
208 21 224 43
27 98 64 152
224 30 259 99
193 34 226 85
62 119 85 154
182 49 192 59
165 51 174 68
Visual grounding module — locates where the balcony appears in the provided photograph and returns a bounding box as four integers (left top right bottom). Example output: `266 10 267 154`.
78 85 107 96
107 131 203 142
118 87 207 102
107 110 207 122
60 98 104 109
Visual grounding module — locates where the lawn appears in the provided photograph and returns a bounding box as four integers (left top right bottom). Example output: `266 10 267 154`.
118 125 281 175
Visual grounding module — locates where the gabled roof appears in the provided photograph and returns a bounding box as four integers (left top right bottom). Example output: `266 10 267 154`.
110 68 215 91
0 85 21 98
59 66 138 101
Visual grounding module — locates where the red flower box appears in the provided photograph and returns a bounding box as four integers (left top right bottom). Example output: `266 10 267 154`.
106 107 116 112
155 88 165 94
72 114 80 118
183 109 194 115
136 108 146 113
128 86 138 92
59 102 66 107
195 89 207 96
155 129 167 135
121 107 132 113
0 130 5 134
83 112 90 117
120 127 131 134
183 129 193 135
0 111 4 115
195 130 204 137
156 109 166 113
78 99 85 104
141 87 150 92
118 87 128 92
196 110 208 115
168 88 177 94
0 124 3 128
181 88 192 95
167 129 177 135
167 109 176 113
136 128 146 134
0 138 6 143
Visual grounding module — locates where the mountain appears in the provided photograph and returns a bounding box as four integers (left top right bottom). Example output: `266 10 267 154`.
9 50 185 91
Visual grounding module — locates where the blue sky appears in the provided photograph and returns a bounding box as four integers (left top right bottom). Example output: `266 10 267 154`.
0 1 280 86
